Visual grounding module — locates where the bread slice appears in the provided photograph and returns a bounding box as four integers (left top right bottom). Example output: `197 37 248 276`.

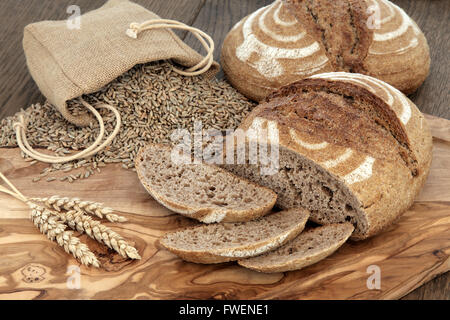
238 223 354 273
135 143 277 223
159 208 310 264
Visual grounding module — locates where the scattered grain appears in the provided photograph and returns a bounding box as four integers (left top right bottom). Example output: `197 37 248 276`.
0 61 255 182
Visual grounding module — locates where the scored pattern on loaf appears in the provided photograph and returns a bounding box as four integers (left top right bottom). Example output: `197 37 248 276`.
287 127 376 185
247 117 280 144
367 0 421 56
244 116 377 186
321 148 353 169
310 72 412 125
259 2 305 42
235 0 329 79
289 129 329 150
222 0 429 101
342 156 376 185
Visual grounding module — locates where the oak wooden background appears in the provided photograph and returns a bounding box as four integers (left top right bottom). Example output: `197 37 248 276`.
0 0 448 299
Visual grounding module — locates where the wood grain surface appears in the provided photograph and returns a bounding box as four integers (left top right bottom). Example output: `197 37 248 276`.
0 0 449 299
0 116 449 300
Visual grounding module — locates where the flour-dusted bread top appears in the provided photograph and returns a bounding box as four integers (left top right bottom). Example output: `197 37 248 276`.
363 0 430 93
237 72 432 239
135 143 277 223
160 208 310 264
221 0 430 101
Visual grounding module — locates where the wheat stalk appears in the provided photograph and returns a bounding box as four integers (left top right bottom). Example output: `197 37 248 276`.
29 203 100 267
31 196 127 223
56 209 141 260
1 172 140 267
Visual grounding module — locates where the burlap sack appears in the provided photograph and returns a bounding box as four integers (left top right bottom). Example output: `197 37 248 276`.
23 0 219 127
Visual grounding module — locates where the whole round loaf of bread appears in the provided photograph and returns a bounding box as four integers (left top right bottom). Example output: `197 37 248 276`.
221 0 430 101
223 72 433 240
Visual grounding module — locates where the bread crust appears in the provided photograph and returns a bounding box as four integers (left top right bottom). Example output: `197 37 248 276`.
221 0 430 101
284 0 373 72
135 144 277 223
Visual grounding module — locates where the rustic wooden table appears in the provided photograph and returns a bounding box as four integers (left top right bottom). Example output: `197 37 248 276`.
0 0 448 299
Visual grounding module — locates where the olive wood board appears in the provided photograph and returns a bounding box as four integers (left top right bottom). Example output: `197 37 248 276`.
0 114 448 300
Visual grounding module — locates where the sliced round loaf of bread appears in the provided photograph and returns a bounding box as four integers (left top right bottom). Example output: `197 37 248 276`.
135 143 277 223
224 72 432 240
238 223 354 273
221 0 430 101
160 208 310 263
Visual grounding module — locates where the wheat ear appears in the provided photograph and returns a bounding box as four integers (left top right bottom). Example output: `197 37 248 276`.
31 196 127 223
29 203 100 267
1 172 140 267
57 210 141 260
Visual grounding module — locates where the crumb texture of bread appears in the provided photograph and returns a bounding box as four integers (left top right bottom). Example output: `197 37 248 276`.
160 208 310 263
238 223 354 272
135 143 277 223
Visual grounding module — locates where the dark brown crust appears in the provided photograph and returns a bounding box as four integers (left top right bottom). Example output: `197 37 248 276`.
283 0 373 72
262 78 418 173
221 46 276 102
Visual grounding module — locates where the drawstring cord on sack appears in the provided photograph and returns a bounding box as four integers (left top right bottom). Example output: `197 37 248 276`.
13 98 121 164
126 19 215 76
13 19 215 165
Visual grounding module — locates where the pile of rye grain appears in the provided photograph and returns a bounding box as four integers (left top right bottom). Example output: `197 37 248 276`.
0 61 255 182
